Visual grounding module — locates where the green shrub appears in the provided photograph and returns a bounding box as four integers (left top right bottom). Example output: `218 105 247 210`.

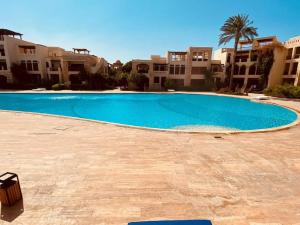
128 73 149 91
70 83 88 90
52 83 66 91
117 73 129 88
163 79 176 90
128 82 138 90
264 84 300 98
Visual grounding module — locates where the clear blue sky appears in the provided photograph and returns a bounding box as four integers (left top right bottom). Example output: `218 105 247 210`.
1 0 300 63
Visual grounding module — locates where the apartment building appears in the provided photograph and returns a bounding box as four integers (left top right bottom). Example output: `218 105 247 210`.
282 36 300 86
46 47 108 85
214 36 282 89
214 35 300 89
0 29 108 86
132 47 224 90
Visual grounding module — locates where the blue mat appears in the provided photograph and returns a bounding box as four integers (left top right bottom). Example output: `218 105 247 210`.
128 220 212 225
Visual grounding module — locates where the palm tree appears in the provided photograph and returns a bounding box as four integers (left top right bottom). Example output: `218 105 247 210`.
219 14 258 89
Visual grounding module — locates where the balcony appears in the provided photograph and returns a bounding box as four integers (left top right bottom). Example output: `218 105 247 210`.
0 50 5 57
235 58 248 63
50 67 59 71
68 71 80 77
250 55 258 62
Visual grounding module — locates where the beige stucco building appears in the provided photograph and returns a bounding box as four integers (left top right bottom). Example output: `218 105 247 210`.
133 35 300 90
282 36 300 86
0 29 108 86
214 36 300 89
132 47 224 90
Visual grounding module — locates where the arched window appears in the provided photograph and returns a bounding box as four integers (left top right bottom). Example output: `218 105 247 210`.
233 64 239 75
249 64 256 75
239 65 246 75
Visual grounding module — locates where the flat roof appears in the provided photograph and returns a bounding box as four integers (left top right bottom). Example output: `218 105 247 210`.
0 28 22 36
73 48 90 52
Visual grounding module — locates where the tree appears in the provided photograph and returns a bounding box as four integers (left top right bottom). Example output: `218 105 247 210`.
164 79 175 90
78 69 89 82
204 70 216 89
10 63 29 84
122 61 132 73
128 73 149 91
219 14 258 89
117 73 129 89
87 73 107 90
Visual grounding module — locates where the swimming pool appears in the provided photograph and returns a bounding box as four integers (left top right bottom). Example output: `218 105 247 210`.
0 93 297 131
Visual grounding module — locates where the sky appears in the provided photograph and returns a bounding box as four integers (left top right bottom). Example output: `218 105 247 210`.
1 0 300 63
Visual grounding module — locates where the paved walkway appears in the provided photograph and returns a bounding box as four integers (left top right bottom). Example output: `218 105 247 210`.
0 96 300 225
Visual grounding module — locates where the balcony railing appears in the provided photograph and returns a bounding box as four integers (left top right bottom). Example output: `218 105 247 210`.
235 58 248 63
50 67 59 71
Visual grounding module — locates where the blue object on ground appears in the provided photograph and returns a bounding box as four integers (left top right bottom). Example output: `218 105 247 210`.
128 220 212 225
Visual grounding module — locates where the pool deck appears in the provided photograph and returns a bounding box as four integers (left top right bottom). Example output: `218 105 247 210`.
0 92 300 225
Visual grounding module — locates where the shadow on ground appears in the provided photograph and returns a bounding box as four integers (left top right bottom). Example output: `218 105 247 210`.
1 199 24 222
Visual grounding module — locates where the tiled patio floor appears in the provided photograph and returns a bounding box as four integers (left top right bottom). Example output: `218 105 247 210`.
0 97 300 225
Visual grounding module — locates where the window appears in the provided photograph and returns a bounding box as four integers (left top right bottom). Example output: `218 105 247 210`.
69 64 85 72
239 65 246 75
249 64 256 75
234 65 239 75
295 47 300 59
33 61 39 71
180 65 185 74
169 65 185 75
192 52 203 61
291 62 298 74
191 67 207 74
0 45 5 56
286 48 293 60
192 51 209 61
175 65 180 74
19 46 36 55
283 63 290 75
26 60 33 71
0 35 4 41
226 54 231 63
154 77 160 84
250 51 258 61
169 65 174 74
136 63 149 73
203 52 209 61
0 60 7 70
170 53 186 61
20 60 26 69
153 63 167 71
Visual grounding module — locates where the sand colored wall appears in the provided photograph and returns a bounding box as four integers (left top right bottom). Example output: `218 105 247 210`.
132 47 216 90
0 34 108 85
268 47 286 88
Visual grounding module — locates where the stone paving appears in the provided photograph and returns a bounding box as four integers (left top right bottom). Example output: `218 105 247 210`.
0 96 300 225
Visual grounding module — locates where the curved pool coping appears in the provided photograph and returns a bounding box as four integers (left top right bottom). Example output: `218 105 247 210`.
0 91 299 134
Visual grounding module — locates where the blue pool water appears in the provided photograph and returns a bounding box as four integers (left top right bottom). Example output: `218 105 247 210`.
0 93 297 131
